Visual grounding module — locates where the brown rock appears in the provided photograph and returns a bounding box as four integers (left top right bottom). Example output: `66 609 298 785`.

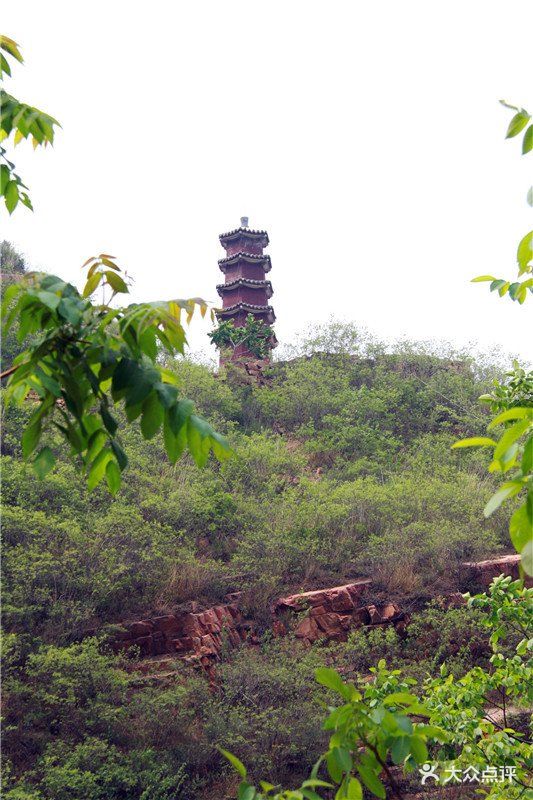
150 615 181 634
294 615 320 641
365 604 380 624
379 603 400 622
463 554 525 586
128 621 153 638
353 606 371 625
152 632 167 655
330 588 354 613
131 635 153 656
181 615 203 636
275 580 372 613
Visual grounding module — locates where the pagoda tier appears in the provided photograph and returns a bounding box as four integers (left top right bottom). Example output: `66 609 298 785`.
215 218 277 361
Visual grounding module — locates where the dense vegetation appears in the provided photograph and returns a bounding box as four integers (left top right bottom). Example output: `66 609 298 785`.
3 243 523 799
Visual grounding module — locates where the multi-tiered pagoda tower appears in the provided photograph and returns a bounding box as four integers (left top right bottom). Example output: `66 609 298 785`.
216 217 277 362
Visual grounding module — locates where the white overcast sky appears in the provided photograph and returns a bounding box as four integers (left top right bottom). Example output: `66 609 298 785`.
2 1 532 361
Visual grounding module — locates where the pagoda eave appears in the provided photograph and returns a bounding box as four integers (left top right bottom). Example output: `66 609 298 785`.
218 252 272 273
216 278 273 299
216 302 276 325
219 227 269 247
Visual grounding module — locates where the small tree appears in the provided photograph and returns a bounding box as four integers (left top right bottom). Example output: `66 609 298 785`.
209 314 274 360
1 39 230 493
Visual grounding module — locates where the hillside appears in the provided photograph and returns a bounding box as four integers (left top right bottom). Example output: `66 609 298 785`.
2 330 519 799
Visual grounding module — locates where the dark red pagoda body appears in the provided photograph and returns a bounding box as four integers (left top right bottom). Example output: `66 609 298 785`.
216 217 277 362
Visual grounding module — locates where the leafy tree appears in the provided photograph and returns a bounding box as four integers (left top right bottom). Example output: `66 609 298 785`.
223 578 532 799
2 257 230 494
453 103 533 576
1 240 28 274
209 314 274 360
0 37 60 214
1 39 230 494
471 102 532 303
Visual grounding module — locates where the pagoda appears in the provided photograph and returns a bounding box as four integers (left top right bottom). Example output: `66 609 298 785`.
215 217 277 362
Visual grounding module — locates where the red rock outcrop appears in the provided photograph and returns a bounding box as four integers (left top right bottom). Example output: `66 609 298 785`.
273 579 407 645
107 555 526 667
463 554 525 587
110 603 248 666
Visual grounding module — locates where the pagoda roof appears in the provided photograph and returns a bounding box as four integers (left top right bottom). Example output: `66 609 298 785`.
217 277 273 299
216 302 276 324
218 252 272 273
219 227 269 247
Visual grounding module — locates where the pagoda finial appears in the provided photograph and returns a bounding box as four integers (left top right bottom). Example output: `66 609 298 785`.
240 216 249 228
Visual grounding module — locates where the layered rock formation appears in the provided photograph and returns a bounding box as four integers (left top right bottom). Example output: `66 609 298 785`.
110 602 252 669
463 554 524 587
107 554 525 666
273 580 407 645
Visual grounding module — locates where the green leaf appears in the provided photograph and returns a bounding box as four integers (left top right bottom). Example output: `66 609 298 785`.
527 187 533 207
0 163 10 194
5 180 19 213
326 751 343 784
33 446 55 479
391 736 411 764
167 398 194 436
332 747 352 773
111 439 128 471
346 778 362 800
301 790 323 800
105 270 129 294
517 231 533 272
510 506 531 555
383 692 417 706
522 124 533 154
37 290 61 311
105 459 121 495
88 448 113 491
356 765 385 799
488 407 532 429
83 272 102 298
484 481 524 517
471 275 496 283
218 748 247 779
22 421 41 458
87 429 107 463
521 539 533 576
395 714 414 734
237 782 255 800
315 667 355 700
506 110 531 138
522 435 533 474
35 368 61 397
140 392 164 439
112 358 139 394
494 420 532 460
301 780 333 789
163 410 187 464
409 735 428 764
451 437 496 449
58 297 82 325
155 381 179 409
101 405 118 436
